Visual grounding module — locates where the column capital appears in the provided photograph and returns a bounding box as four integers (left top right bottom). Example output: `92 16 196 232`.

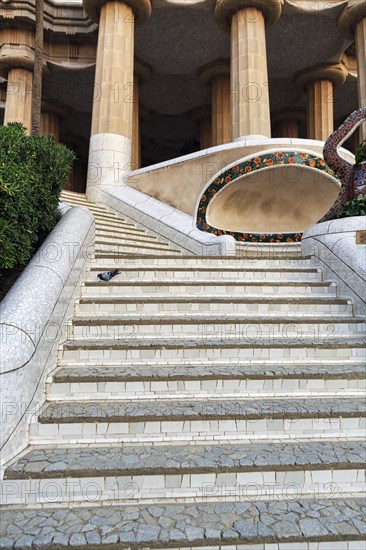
82 0 151 25
294 63 347 90
0 29 35 77
134 57 152 82
198 59 230 83
338 0 366 40
214 0 283 30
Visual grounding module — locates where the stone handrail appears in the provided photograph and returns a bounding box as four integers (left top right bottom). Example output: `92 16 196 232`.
301 216 366 316
0 204 95 464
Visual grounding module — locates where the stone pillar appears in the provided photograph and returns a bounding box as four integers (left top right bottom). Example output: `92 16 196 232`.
83 0 151 197
338 1 366 141
190 105 212 150
273 109 306 139
132 59 151 170
41 112 60 141
199 115 212 150
4 68 33 134
214 0 282 140
295 65 347 141
199 61 231 146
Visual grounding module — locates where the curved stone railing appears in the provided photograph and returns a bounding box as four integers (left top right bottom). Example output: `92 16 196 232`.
302 216 366 316
0 205 95 464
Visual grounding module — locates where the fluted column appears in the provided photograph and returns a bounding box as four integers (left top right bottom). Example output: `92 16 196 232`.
199 61 231 146
214 0 282 140
132 59 151 170
273 109 306 139
199 115 212 149
83 0 151 197
41 111 60 141
4 68 33 133
338 1 366 141
190 105 212 150
295 65 347 141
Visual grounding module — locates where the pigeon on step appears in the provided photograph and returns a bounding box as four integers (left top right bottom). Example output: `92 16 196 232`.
97 269 120 282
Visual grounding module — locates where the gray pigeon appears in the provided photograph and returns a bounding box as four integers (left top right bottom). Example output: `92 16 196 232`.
97 269 120 282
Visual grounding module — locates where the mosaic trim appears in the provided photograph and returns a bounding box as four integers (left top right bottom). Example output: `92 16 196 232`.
196 151 338 243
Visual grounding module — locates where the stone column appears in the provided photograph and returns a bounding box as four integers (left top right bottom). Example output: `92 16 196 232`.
199 61 231 146
273 109 306 139
41 111 60 141
214 0 282 140
190 106 212 150
132 59 151 170
0 28 35 134
338 1 366 141
295 65 347 141
4 68 33 133
83 0 151 198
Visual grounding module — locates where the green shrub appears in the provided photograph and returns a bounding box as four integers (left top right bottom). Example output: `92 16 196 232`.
355 142 366 164
0 123 75 270
336 196 366 218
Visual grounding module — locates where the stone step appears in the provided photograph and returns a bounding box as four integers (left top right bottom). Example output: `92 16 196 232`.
76 295 352 316
96 220 149 234
95 239 172 251
88 256 314 269
1 498 365 548
96 229 163 243
6 440 365 479
85 266 325 282
39 397 366 424
80 281 337 297
60 337 366 363
94 218 149 231
52 360 366 383
31 396 365 443
2 441 364 505
68 317 366 341
95 249 183 259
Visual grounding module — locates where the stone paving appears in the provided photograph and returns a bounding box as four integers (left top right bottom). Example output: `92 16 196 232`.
1 499 365 548
5 441 366 479
39 397 366 423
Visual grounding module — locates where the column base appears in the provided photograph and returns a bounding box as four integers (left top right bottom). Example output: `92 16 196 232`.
86 133 132 201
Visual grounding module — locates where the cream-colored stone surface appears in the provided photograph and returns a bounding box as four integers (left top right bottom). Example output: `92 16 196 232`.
212 74 231 145
355 18 366 141
4 67 33 134
231 7 271 139
91 1 134 139
306 80 334 141
206 165 340 233
125 139 354 216
41 111 60 142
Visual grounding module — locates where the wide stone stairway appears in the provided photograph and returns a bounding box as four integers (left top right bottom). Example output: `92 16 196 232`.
1 190 365 549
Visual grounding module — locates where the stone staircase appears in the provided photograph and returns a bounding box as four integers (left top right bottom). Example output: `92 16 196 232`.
1 190 365 549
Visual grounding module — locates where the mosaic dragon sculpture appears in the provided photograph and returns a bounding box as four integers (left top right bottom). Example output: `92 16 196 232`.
323 106 366 219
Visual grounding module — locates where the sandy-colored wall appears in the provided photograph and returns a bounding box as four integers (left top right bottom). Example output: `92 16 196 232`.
126 141 353 217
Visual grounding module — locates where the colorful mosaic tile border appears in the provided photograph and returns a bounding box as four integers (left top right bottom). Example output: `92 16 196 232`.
196 151 339 243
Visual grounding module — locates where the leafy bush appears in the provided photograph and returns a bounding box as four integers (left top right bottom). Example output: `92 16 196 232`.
355 142 366 164
0 123 75 270
336 196 366 218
